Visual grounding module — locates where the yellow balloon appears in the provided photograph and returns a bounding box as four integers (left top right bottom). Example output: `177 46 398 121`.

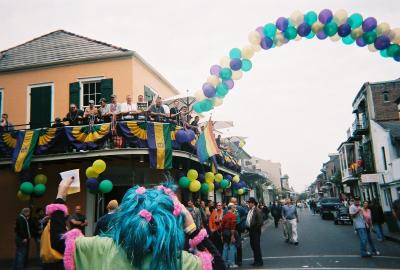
207 75 220 87
276 32 286 44
290 10 304 26
86 167 99 178
334 9 348 25
312 22 324 33
330 34 341 42
194 89 206 102
252 44 261 52
187 169 198 181
189 180 201 192
93 159 106 174
241 45 255 59
17 191 30 201
207 182 214 192
212 98 223 107
377 23 391 36
351 28 364 39
248 31 261 45
238 189 244 195
368 44 377 52
215 173 223 183
231 70 243 80
391 28 400 44
205 172 215 182
295 36 302 42
220 56 230 68
232 175 240 183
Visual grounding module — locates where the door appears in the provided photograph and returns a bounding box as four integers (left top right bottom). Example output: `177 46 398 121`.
30 85 52 129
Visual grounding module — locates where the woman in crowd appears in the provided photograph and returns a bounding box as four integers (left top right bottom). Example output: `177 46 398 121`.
44 177 225 270
370 198 385 241
209 202 224 254
361 201 380 255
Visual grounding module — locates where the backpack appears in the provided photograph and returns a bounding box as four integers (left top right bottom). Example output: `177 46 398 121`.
40 220 64 263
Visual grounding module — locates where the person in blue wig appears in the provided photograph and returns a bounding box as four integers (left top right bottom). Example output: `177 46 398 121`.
44 177 226 270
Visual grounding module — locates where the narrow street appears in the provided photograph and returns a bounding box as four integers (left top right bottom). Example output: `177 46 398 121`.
242 209 400 269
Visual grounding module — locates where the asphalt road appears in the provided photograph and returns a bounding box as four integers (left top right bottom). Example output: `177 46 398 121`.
241 208 400 270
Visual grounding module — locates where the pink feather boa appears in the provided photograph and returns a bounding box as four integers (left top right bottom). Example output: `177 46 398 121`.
196 250 213 270
46 203 68 216
189 228 208 249
62 229 83 270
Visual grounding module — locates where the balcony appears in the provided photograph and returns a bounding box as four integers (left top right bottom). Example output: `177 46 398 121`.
352 117 369 136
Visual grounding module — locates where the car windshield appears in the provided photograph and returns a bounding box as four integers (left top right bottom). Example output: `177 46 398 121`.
320 198 340 204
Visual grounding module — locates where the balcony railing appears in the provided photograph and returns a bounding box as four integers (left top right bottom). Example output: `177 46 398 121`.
352 116 369 135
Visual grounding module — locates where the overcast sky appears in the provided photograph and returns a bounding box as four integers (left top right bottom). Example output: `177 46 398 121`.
2 0 399 191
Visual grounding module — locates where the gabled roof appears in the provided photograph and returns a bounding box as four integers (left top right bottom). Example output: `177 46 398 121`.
0 30 133 72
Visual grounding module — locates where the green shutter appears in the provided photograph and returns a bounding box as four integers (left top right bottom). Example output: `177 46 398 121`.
100 79 113 103
69 82 81 108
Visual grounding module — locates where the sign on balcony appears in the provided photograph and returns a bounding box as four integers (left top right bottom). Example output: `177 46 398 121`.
361 173 379 183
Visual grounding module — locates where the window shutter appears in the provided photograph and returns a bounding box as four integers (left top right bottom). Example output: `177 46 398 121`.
69 82 81 108
100 79 113 103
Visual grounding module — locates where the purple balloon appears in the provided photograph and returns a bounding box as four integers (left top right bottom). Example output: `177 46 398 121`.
224 79 234 89
374 35 391 50
210 65 221 76
316 31 327 40
394 55 400 62
230 58 242 71
256 26 265 39
202 83 216 98
319 9 333 24
86 178 98 191
362 17 377 32
186 129 196 141
176 130 191 144
356 37 367 47
260 37 273 49
337 23 351 37
276 17 289 31
297 23 311 37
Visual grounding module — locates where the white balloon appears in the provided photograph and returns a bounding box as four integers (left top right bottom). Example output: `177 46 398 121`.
248 31 261 45
194 90 206 101
377 23 391 36
368 44 377 52
290 10 304 26
330 34 341 42
213 98 223 107
252 44 261 52
231 70 243 80
334 9 348 25
207 75 220 87
312 22 324 33
242 45 255 59
390 28 400 44
219 56 230 68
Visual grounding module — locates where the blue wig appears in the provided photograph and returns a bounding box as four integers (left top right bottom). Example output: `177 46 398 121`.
106 184 185 270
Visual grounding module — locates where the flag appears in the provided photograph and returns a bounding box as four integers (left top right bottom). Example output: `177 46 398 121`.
65 123 110 150
0 130 18 157
146 122 172 169
210 156 218 174
36 127 64 154
12 130 40 172
196 120 220 163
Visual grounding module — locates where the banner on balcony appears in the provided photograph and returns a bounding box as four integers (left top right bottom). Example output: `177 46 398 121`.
36 127 64 154
65 123 110 150
146 122 172 169
12 130 40 172
0 131 18 156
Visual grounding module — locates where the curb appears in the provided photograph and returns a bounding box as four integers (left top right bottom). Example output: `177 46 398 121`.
384 234 400 244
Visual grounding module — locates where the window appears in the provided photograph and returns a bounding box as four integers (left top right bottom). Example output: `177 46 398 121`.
383 91 389 102
82 81 102 107
144 85 158 103
381 146 387 170
0 89 3 115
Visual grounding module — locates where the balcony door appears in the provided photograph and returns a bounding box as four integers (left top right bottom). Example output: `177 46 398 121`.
29 84 53 129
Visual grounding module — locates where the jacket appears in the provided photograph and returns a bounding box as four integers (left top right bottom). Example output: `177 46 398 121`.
248 207 263 230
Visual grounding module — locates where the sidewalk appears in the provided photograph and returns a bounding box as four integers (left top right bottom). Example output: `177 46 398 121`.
383 226 400 244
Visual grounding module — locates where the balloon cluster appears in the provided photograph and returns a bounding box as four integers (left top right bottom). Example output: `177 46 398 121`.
85 160 113 194
175 129 196 144
193 9 400 113
17 174 48 201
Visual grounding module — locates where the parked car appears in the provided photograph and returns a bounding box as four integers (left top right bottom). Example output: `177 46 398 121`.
315 201 321 214
320 197 341 219
333 205 353 225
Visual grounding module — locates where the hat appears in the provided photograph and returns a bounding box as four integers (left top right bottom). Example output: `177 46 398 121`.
110 94 117 98
107 200 119 211
247 197 258 205
89 100 95 104
227 203 235 208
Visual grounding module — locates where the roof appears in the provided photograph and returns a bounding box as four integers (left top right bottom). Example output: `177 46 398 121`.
377 120 400 140
0 30 133 72
352 78 400 107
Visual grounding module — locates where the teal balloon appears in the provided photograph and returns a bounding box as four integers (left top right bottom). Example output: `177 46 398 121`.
200 183 209 194
229 48 241 59
241 59 252 72
193 102 203 113
263 23 277 38
216 83 229 97
200 99 214 112
99 180 113 193
387 44 400 57
380 49 389 58
284 26 297 40
20 182 34 195
342 36 355 45
219 68 232 80
348 13 363 29
178 176 190 189
220 179 229 189
363 31 377 44
33 184 46 196
306 32 315 39
304 11 318 25
324 22 338 37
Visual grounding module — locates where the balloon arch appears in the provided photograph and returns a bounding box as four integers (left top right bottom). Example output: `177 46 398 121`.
193 9 400 113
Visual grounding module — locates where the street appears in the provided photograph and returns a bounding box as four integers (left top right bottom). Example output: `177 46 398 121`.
242 209 400 269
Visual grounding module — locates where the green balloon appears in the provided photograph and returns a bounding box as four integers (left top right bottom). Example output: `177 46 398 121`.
380 49 388 58
229 48 241 59
306 32 315 39
304 11 318 25
387 44 400 57
324 22 338 37
342 36 355 45
348 13 363 29
200 183 209 194
363 31 377 44
216 83 229 97
99 180 113 193
263 23 277 38
200 99 214 111
220 179 229 189
178 176 190 189
241 59 252 72
20 182 34 195
219 68 232 80
284 26 297 40
33 184 46 196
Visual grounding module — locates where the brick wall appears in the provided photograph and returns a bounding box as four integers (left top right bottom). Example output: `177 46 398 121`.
371 81 400 122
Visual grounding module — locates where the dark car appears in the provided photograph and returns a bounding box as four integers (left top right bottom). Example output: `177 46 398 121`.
320 197 341 219
333 206 353 225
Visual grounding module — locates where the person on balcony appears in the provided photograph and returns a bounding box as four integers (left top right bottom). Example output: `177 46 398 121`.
190 115 200 134
136 94 148 121
120 95 138 121
149 97 168 122
51 117 65 128
1 113 14 132
169 99 181 124
98 98 111 123
64 104 83 126
83 100 99 125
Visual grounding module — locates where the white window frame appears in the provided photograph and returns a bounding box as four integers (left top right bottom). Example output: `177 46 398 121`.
0 88 3 116
26 82 55 129
144 85 159 102
78 76 104 109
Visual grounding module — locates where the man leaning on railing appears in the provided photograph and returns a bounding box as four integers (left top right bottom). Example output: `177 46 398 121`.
0 113 14 132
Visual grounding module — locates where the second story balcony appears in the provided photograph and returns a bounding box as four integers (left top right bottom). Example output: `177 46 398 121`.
352 115 369 136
